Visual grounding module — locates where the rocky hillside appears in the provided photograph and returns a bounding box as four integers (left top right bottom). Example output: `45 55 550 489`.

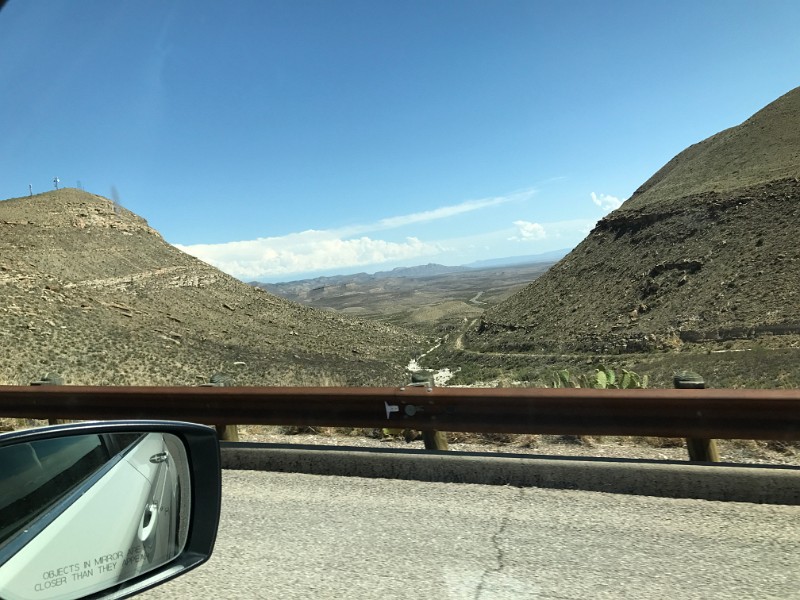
0 189 425 385
468 87 800 354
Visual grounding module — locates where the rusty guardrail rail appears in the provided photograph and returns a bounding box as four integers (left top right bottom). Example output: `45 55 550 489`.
2 385 800 441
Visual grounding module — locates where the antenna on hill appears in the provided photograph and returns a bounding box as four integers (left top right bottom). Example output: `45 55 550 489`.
111 185 121 216
53 177 60 190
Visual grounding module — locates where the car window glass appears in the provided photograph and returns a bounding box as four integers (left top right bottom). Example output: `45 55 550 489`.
0 431 195 600
0 434 137 547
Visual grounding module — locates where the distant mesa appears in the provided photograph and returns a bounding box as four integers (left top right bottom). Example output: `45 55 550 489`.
375 263 472 278
468 86 800 354
253 252 568 292
464 249 570 270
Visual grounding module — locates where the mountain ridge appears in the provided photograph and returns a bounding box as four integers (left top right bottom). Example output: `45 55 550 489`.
469 86 800 354
0 188 424 386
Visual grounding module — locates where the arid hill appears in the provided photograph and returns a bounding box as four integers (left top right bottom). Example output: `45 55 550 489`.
468 86 800 354
0 189 424 385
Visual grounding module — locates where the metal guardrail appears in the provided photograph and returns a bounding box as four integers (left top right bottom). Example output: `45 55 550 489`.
2 385 800 441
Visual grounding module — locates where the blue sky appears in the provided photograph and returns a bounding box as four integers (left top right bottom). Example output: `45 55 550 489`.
1 1 799 282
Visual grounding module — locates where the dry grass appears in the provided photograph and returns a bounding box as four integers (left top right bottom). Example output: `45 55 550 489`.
0 189 427 387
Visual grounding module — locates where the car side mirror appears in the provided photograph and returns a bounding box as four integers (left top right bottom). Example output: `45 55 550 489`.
0 421 221 600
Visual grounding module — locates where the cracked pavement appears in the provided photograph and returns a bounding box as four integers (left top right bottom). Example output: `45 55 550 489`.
142 470 800 599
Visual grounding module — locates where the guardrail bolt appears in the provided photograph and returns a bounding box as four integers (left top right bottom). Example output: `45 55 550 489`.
409 371 448 451
411 371 433 386
30 372 64 425
673 371 705 389
200 373 240 442
674 371 720 462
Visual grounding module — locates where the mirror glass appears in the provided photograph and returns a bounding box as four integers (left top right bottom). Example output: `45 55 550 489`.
0 432 191 600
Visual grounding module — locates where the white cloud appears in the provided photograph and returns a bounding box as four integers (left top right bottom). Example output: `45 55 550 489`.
177 233 440 279
175 212 602 280
366 192 530 232
175 190 535 279
590 192 623 212
509 220 547 242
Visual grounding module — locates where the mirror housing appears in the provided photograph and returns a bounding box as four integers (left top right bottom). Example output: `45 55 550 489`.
0 421 221 600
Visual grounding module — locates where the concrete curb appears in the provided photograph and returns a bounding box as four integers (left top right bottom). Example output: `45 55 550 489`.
221 442 800 505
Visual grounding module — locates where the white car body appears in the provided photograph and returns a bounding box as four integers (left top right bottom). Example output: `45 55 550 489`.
0 433 186 600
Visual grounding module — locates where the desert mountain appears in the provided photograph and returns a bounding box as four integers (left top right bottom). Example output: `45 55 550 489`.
258 260 556 330
0 189 424 385
256 263 470 292
469 86 800 354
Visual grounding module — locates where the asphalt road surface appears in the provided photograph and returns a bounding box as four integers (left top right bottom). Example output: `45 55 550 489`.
140 470 800 599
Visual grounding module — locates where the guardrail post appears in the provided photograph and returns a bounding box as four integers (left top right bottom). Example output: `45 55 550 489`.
30 373 64 425
410 372 449 451
674 372 719 462
200 373 240 442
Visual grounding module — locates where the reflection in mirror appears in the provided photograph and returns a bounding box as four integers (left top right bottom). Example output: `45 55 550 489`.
0 432 191 600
